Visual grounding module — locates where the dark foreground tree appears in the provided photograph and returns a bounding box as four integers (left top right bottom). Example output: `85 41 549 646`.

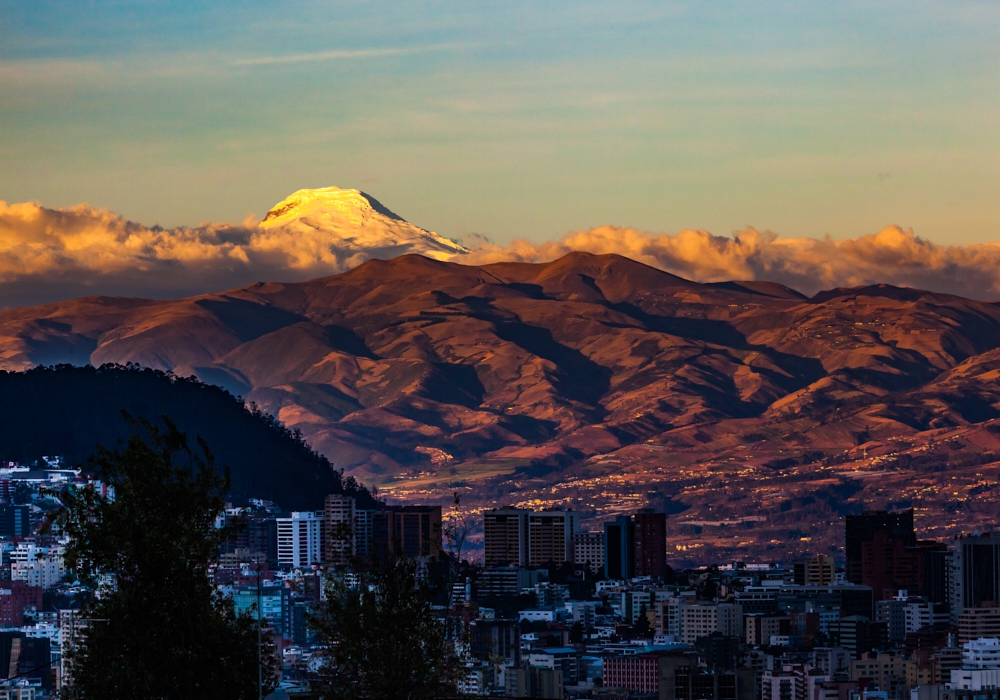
54 415 277 699
309 557 464 700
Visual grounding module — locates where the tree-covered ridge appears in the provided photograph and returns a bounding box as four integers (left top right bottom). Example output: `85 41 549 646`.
0 364 373 511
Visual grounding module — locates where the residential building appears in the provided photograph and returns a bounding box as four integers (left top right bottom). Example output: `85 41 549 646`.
634 509 668 579
958 607 1000 644
276 511 323 568
322 494 355 565
604 653 661 695
371 506 442 560
0 506 30 538
483 509 530 567
572 531 604 572
354 509 374 558
809 555 837 585
0 633 51 692
681 603 742 645
746 613 791 646
0 581 41 626
233 584 292 639
528 510 577 567
846 510 916 585
660 654 756 700
477 567 546 598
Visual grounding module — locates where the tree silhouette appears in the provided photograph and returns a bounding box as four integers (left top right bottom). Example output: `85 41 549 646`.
54 415 277 699
309 557 463 700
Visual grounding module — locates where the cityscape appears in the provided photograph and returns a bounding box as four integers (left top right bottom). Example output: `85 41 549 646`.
3 2 1000 699
0 455 998 700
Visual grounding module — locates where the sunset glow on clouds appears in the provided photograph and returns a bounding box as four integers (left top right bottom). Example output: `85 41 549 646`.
5 198 1000 308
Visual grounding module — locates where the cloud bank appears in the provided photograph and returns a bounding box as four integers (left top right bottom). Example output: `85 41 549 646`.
465 226 1000 302
4 199 1000 309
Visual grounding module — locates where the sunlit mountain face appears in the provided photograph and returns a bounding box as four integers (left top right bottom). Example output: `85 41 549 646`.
2 243 1000 562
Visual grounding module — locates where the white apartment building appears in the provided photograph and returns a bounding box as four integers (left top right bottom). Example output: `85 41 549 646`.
276 511 323 568
950 638 1000 690
681 602 743 645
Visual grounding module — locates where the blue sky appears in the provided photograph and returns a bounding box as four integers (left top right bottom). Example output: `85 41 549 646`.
1 0 998 244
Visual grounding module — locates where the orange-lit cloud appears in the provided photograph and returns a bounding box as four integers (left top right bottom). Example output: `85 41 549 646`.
4 199 1000 308
465 226 1000 301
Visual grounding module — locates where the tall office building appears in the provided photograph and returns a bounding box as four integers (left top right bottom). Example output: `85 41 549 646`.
483 509 530 567
528 510 578 567
845 510 916 584
633 509 667 578
950 532 1000 623
276 511 323 568
604 515 635 580
322 494 356 565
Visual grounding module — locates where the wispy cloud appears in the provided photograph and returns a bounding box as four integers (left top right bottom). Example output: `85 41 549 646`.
232 43 474 67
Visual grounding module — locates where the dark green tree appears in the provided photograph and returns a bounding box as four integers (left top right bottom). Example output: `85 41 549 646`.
309 557 464 700
54 415 277 699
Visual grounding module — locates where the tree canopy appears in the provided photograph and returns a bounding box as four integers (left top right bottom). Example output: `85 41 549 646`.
309 557 463 700
55 416 277 699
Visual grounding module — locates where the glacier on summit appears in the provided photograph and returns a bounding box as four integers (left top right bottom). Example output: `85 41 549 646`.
257 186 469 262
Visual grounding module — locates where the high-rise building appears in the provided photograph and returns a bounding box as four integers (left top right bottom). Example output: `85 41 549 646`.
354 509 374 558
0 506 30 538
0 632 51 691
634 509 667 578
958 605 1000 644
528 510 578 567
233 584 292 639
322 494 355 565
845 510 916 584
483 509 530 567
276 511 323 568
572 531 604 572
371 506 442 560
950 533 1000 622
604 515 635 580
807 555 836 585
863 534 948 601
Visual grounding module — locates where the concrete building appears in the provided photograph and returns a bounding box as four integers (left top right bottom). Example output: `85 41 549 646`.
276 511 323 568
528 510 577 567
371 506 443 560
950 533 1000 623
572 531 604 573
958 607 1000 644
604 653 662 695
634 509 668 579
322 494 355 565
681 603 742 645
483 509 530 567
746 613 790 646
605 515 635 580
809 555 837 585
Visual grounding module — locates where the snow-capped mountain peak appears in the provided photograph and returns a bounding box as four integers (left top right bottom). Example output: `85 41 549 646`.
258 186 468 261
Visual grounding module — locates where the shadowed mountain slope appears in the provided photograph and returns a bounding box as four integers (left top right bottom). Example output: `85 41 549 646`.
0 364 373 511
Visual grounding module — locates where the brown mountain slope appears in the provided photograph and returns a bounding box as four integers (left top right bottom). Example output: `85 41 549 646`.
2 252 1000 562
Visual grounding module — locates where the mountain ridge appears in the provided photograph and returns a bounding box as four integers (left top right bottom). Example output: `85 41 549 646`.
2 251 1000 561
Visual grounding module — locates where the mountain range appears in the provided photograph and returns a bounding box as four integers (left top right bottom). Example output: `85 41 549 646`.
2 246 1000 561
3 185 1000 561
